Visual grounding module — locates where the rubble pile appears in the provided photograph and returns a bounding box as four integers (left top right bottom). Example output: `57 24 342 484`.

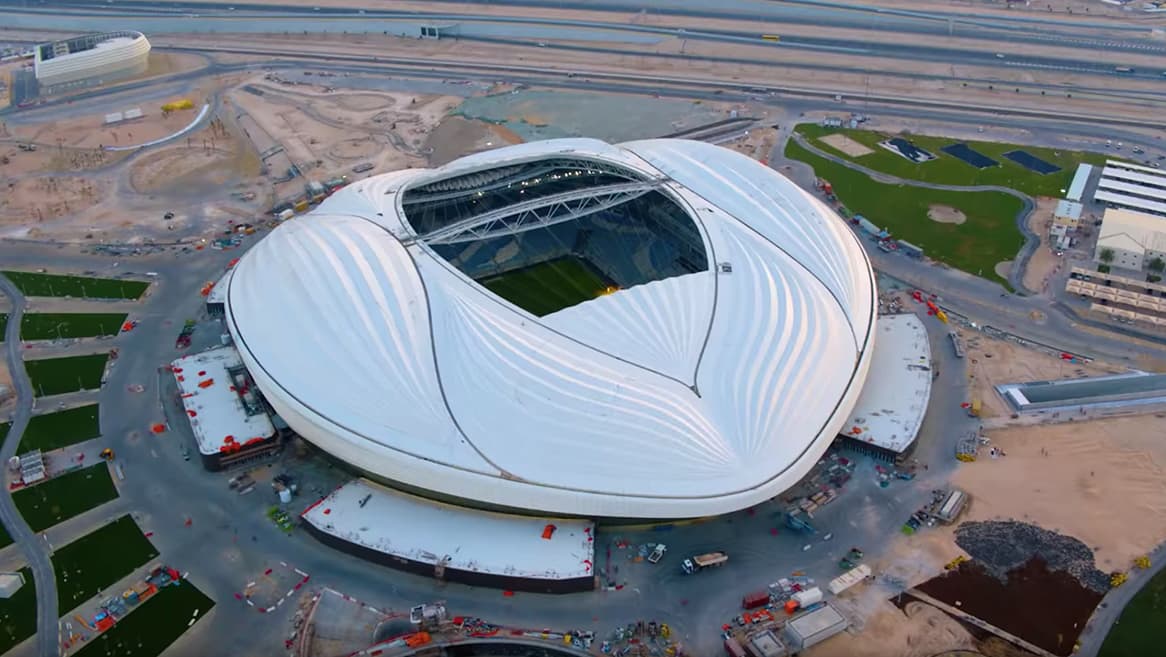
955 521 1109 593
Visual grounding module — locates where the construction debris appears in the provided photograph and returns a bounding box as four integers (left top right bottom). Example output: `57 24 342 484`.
955 521 1109 593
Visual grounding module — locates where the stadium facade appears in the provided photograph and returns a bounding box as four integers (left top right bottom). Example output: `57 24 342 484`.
226 138 878 520
34 31 151 91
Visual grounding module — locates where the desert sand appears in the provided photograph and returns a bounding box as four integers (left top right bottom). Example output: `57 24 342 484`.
954 416 1166 569
928 204 967 225
819 133 875 157
962 332 1126 419
1023 196 1065 294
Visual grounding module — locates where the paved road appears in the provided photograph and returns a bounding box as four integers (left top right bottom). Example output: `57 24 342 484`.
0 274 60 657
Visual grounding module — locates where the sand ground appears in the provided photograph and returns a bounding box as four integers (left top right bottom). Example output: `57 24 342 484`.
953 416 1166 570
1023 196 1066 294
928 205 967 225
962 332 1126 419
819 133 876 158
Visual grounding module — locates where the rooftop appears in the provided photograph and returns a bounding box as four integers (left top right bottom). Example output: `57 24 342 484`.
1095 190 1166 217
172 347 275 456
1065 163 1093 203
1098 208 1166 252
1054 200 1083 221
206 268 233 306
300 479 595 581
840 314 933 453
786 604 847 638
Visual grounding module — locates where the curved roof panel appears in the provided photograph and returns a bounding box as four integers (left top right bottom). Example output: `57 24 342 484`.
227 138 878 518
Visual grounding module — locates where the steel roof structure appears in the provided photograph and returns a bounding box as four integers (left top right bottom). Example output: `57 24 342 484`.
226 138 878 518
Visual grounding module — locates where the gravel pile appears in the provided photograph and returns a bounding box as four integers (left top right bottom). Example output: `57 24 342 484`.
955 520 1110 593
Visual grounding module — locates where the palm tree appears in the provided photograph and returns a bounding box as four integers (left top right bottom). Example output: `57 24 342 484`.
1098 248 1115 265
1148 257 1165 273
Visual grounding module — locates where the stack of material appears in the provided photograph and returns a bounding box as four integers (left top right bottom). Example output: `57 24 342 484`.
955 521 1110 593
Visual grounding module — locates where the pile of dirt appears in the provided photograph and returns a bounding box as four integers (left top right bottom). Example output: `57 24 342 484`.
955 521 1109 593
917 557 1102 656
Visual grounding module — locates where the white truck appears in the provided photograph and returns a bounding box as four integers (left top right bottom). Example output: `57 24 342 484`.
681 551 728 574
647 544 667 564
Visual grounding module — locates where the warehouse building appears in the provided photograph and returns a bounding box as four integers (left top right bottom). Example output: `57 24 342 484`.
1094 208 1166 271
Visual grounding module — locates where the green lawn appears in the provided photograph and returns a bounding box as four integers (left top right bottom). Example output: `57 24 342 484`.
785 138 1026 285
1 271 148 300
13 463 119 532
25 353 109 397
74 580 214 657
0 568 36 654
795 124 1107 198
20 404 101 452
478 256 613 316
0 313 6 336
1099 567 1166 657
20 313 126 340
54 515 159 613
0 422 9 448
0 524 10 550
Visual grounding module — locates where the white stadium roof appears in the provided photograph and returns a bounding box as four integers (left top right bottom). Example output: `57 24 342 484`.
226 138 877 518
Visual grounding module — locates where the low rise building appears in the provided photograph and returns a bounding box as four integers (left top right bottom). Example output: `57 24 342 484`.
1094 208 1166 270
1052 199 1083 233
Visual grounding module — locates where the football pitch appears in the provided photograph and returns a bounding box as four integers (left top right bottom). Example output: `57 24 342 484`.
478 256 613 316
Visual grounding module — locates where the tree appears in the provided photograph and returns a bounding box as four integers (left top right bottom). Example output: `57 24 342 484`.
1148 257 1165 273
1098 248 1115 265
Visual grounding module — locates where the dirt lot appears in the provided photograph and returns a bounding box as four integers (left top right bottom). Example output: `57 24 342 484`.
423 115 525 166
928 204 967 225
820 132 875 157
962 333 1126 419
953 416 1166 570
1024 197 1067 294
916 558 1102 656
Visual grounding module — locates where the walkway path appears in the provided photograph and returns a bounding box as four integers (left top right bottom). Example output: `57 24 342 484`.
0 273 60 657
1076 542 1166 657
787 132 1040 294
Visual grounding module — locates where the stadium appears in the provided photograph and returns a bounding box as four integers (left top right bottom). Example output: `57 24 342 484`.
33 31 151 91
224 138 880 520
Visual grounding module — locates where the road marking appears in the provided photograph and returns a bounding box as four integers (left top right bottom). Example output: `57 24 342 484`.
150 449 158 459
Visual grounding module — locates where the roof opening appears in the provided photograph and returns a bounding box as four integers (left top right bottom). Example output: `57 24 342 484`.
402 157 709 316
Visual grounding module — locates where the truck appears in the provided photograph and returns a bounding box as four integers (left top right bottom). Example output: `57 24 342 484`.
647 544 667 564
175 320 196 349
829 564 872 595
792 587 823 608
682 551 727 574
742 590 770 609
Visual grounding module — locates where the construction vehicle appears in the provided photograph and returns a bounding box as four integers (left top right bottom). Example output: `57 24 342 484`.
175 320 196 349
100 448 115 461
161 99 195 112
785 511 816 534
828 564 872 595
647 544 667 564
838 547 863 570
681 551 727 574
742 590 769 609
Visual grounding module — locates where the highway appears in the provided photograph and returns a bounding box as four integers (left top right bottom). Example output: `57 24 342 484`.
2 0 1166 84
0 275 60 657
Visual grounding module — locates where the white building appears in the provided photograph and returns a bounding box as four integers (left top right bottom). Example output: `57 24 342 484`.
1094 160 1166 218
226 138 880 519
1095 208 1166 270
34 31 151 90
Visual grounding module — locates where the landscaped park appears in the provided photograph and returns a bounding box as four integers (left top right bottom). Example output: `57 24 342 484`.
1 271 148 300
0 568 37 654
24 353 110 397
73 581 214 657
18 403 101 453
12 463 119 532
54 515 160 613
785 124 1106 285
